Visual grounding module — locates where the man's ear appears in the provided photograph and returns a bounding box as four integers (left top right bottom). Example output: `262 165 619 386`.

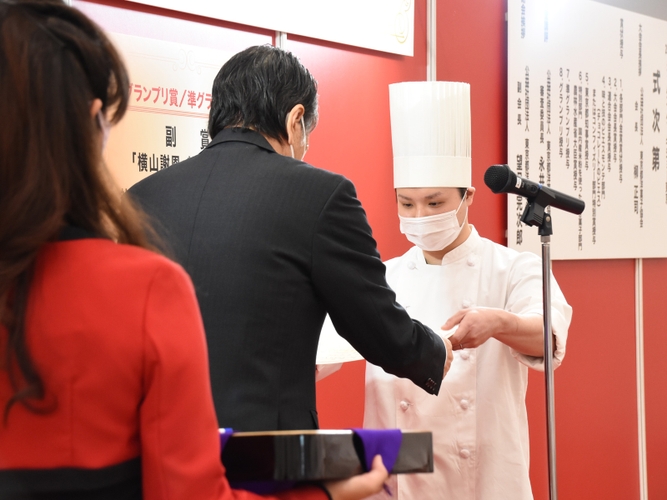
286 104 305 146
465 187 476 207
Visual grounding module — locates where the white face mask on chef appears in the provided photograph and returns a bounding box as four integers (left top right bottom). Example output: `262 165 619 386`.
289 117 307 161
399 194 468 251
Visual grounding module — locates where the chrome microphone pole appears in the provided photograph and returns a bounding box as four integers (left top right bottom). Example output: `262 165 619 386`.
540 216 557 500
521 202 558 500
484 163 585 500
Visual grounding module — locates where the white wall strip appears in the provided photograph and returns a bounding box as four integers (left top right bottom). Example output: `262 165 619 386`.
275 31 287 50
426 0 436 81
635 257 648 500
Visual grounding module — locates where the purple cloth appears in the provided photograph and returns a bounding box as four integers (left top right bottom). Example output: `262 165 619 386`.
219 428 234 451
351 428 403 473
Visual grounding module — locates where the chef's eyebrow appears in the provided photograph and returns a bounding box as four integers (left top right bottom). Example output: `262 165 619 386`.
397 191 444 201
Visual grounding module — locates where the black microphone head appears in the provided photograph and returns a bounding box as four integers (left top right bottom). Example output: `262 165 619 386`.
484 164 515 193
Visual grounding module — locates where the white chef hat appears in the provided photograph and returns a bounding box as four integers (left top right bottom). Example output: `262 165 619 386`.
389 81 471 188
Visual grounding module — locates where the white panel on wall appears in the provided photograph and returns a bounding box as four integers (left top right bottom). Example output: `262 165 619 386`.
103 33 232 191
507 0 667 259
123 0 415 56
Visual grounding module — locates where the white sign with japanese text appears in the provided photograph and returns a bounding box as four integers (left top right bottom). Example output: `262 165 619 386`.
104 33 231 191
123 0 414 56
508 0 667 259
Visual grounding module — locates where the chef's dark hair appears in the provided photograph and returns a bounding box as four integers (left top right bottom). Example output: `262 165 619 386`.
208 45 318 142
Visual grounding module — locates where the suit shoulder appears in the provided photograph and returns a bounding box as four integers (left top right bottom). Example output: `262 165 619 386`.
127 153 206 196
282 157 349 185
268 158 356 208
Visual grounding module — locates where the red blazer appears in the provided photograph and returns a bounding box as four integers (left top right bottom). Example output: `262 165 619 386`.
0 237 326 500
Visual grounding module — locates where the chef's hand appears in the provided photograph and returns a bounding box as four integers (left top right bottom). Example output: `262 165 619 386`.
323 455 388 500
444 307 509 351
442 336 453 378
445 308 547 356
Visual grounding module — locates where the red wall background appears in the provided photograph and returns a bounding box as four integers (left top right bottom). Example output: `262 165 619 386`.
75 0 667 498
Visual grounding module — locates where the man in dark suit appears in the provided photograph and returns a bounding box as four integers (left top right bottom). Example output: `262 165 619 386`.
128 45 452 432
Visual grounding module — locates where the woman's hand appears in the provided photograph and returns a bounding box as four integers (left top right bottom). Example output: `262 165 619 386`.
323 455 388 500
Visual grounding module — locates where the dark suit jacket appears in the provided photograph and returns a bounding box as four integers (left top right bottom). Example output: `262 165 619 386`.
128 128 446 431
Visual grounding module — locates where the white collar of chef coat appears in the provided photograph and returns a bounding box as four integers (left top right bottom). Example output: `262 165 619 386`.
412 225 481 268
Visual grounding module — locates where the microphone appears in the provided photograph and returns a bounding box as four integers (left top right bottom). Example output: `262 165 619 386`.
484 164 585 215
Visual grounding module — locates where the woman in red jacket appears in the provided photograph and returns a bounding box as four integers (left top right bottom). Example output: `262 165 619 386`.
0 1 386 499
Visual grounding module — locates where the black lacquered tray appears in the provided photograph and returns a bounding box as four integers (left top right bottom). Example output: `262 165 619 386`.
221 429 432 481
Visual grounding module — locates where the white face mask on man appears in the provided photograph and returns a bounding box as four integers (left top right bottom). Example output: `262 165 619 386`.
399 194 467 251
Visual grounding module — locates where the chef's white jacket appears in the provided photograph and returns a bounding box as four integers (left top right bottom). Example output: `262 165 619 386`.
364 227 572 500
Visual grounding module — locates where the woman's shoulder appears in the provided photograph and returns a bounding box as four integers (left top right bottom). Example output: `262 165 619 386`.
44 238 190 288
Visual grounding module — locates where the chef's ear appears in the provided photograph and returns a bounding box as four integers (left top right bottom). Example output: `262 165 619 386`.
464 187 476 207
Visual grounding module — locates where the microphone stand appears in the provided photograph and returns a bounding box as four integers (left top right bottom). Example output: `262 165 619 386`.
520 192 557 500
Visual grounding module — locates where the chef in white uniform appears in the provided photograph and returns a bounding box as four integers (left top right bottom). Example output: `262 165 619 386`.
364 81 572 500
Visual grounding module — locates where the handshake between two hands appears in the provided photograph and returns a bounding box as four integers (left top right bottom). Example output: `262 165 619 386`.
439 326 456 380
438 306 538 379
438 307 495 379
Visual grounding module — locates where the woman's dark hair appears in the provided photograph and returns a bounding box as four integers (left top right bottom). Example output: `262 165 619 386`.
0 0 158 422
208 45 318 141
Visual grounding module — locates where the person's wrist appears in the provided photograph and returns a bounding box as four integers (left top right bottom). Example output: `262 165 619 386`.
494 309 514 342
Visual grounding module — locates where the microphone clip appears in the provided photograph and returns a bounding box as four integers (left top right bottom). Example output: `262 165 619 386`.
521 188 555 237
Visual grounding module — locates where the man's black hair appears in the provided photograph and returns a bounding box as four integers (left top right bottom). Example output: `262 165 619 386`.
208 45 318 142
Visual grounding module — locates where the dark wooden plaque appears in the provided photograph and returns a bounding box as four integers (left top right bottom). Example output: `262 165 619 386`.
221 430 432 482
